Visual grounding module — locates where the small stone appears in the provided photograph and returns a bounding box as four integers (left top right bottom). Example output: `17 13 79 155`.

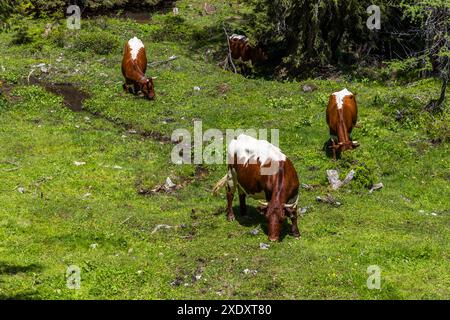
259 243 270 250
369 182 384 194
302 84 315 92
243 268 258 276
164 177 176 189
195 275 202 281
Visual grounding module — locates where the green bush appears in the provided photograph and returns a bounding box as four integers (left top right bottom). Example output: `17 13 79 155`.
333 152 379 189
427 110 450 143
245 0 443 78
73 30 120 55
2 1 166 18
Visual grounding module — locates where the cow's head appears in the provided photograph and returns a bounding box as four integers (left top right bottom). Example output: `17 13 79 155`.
139 78 155 100
260 202 286 241
333 140 360 153
339 141 359 152
252 47 268 64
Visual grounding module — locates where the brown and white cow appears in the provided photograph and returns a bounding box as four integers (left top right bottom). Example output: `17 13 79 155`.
229 34 268 65
213 134 300 242
121 36 155 100
326 88 359 158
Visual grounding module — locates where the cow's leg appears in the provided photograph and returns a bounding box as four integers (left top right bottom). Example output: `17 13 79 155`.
331 139 337 160
226 169 236 221
226 185 235 221
239 193 247 216
124 79 134 94
290 212 301 239
133 83 140 95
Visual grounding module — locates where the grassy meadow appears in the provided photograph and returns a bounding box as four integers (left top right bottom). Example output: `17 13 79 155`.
0 0 449 299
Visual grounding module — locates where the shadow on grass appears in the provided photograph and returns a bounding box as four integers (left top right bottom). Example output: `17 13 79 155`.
323 138 342 159
0 261 42 300
232 205 291 241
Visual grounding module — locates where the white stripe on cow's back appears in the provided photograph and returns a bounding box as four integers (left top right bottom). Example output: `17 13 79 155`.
332 88 353 109
227 134 286 167
128 36 144 60
230 34 247 41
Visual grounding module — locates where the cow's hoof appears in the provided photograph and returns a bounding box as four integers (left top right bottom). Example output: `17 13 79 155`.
227 215 235 221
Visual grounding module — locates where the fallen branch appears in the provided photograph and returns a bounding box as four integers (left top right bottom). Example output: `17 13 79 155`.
316 194 342 207
27 68 35 83
327 169 355 190
221 26 237 74
151 224 173 234
120 216 132 225
148 55 178 67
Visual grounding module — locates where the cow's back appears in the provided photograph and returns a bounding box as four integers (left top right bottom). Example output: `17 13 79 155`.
122 39 148 79
229 158 299 203
326 94 357 136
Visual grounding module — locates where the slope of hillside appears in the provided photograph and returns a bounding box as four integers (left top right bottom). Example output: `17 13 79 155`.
0 0 448 299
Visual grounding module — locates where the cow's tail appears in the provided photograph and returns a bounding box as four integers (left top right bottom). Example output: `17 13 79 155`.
212 174 228 195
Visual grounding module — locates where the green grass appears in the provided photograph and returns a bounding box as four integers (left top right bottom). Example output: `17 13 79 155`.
0 0 449 299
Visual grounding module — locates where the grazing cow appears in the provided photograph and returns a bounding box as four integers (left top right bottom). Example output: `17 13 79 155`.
326 88 359 158
121 36 155 100
213 134 300 242
229 34 268 65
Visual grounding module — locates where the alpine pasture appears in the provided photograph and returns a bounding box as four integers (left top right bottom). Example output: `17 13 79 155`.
0 0 448 299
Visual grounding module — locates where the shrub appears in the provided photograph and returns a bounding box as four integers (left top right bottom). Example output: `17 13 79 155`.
427 110 450 144
73 30 120 55
333 152 379 189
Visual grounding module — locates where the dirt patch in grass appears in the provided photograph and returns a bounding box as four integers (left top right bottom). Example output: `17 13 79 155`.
27 76 172 143
28 76 89 112
0 80 20 103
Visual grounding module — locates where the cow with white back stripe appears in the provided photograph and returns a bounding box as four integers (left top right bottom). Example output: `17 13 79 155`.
213 134 300 242
326 88 359 159
121 36 155 100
